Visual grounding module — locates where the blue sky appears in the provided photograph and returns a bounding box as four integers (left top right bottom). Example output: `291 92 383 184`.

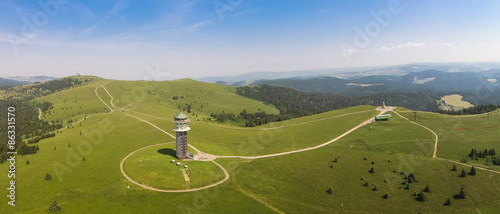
1 0 499 80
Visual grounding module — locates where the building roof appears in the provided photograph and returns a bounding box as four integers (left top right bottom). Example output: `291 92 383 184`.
174 111 189 120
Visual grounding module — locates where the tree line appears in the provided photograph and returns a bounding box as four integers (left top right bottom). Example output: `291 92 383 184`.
436 104 499 115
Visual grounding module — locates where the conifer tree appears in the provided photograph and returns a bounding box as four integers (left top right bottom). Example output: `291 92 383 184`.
444 198 451 206
423 184 430 192
327 188 334 194
416 191 427 202
469 166 476 175
458 187 466 199
460 169 467 177
369 167 375 174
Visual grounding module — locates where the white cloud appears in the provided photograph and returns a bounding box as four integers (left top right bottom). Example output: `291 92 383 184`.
433 43 457 49
381 42 459 51
380 42 426 50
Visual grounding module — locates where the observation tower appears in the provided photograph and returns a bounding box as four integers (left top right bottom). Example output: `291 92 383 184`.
173 112 190 159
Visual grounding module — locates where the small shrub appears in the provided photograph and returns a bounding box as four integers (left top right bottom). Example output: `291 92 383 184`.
26 159 30 165
382 193 389 199
416 191 427 202
404 184 410 190
363 182 369 186
48 201 61 212
369 167 375 174
444 198 452 206
423 184 430 193
454 187 466 199
460 169 467 177
451 164 457 171
45 173 52 180
327 188 334 194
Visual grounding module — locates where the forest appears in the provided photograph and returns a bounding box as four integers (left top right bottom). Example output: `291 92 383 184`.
210 85 439 127
237 85 438 113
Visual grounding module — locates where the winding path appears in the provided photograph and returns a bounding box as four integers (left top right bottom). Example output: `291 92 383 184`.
394 111 500 175
95 84 393 193
218 107 391 159
119 142 230 193
96 83 499 196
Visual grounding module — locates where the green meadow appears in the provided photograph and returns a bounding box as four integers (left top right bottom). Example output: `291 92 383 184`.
123 143 225 190
1 78 499 213
398 109 500 171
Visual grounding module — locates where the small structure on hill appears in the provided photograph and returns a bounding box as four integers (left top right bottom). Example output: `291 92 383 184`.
375 114 392 121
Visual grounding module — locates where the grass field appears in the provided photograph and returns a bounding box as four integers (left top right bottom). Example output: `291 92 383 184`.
1 78 499 213
398 109 500 171
440 94 474 110
217 111 500 213
123 143 225 190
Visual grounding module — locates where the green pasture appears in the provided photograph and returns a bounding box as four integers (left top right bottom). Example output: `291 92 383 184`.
123 143 225 190
1 78 499 213
398 110 500 170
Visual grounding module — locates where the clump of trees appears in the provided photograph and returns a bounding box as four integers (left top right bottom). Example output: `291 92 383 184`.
210 110 283 127
469 148 496 159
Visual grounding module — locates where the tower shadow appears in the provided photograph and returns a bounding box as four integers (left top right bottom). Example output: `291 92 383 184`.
157 148 176 158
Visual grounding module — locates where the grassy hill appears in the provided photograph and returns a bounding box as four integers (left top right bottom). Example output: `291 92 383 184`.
0 77 499 213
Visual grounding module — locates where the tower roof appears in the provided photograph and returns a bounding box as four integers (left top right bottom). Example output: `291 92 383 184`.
174 111 189 120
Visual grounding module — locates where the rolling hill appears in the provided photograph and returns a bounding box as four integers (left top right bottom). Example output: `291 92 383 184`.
0 76 499 213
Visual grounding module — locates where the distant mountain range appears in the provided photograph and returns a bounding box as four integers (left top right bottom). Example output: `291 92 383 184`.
199 62 500 83
0 76 58 86
253 70 500 105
